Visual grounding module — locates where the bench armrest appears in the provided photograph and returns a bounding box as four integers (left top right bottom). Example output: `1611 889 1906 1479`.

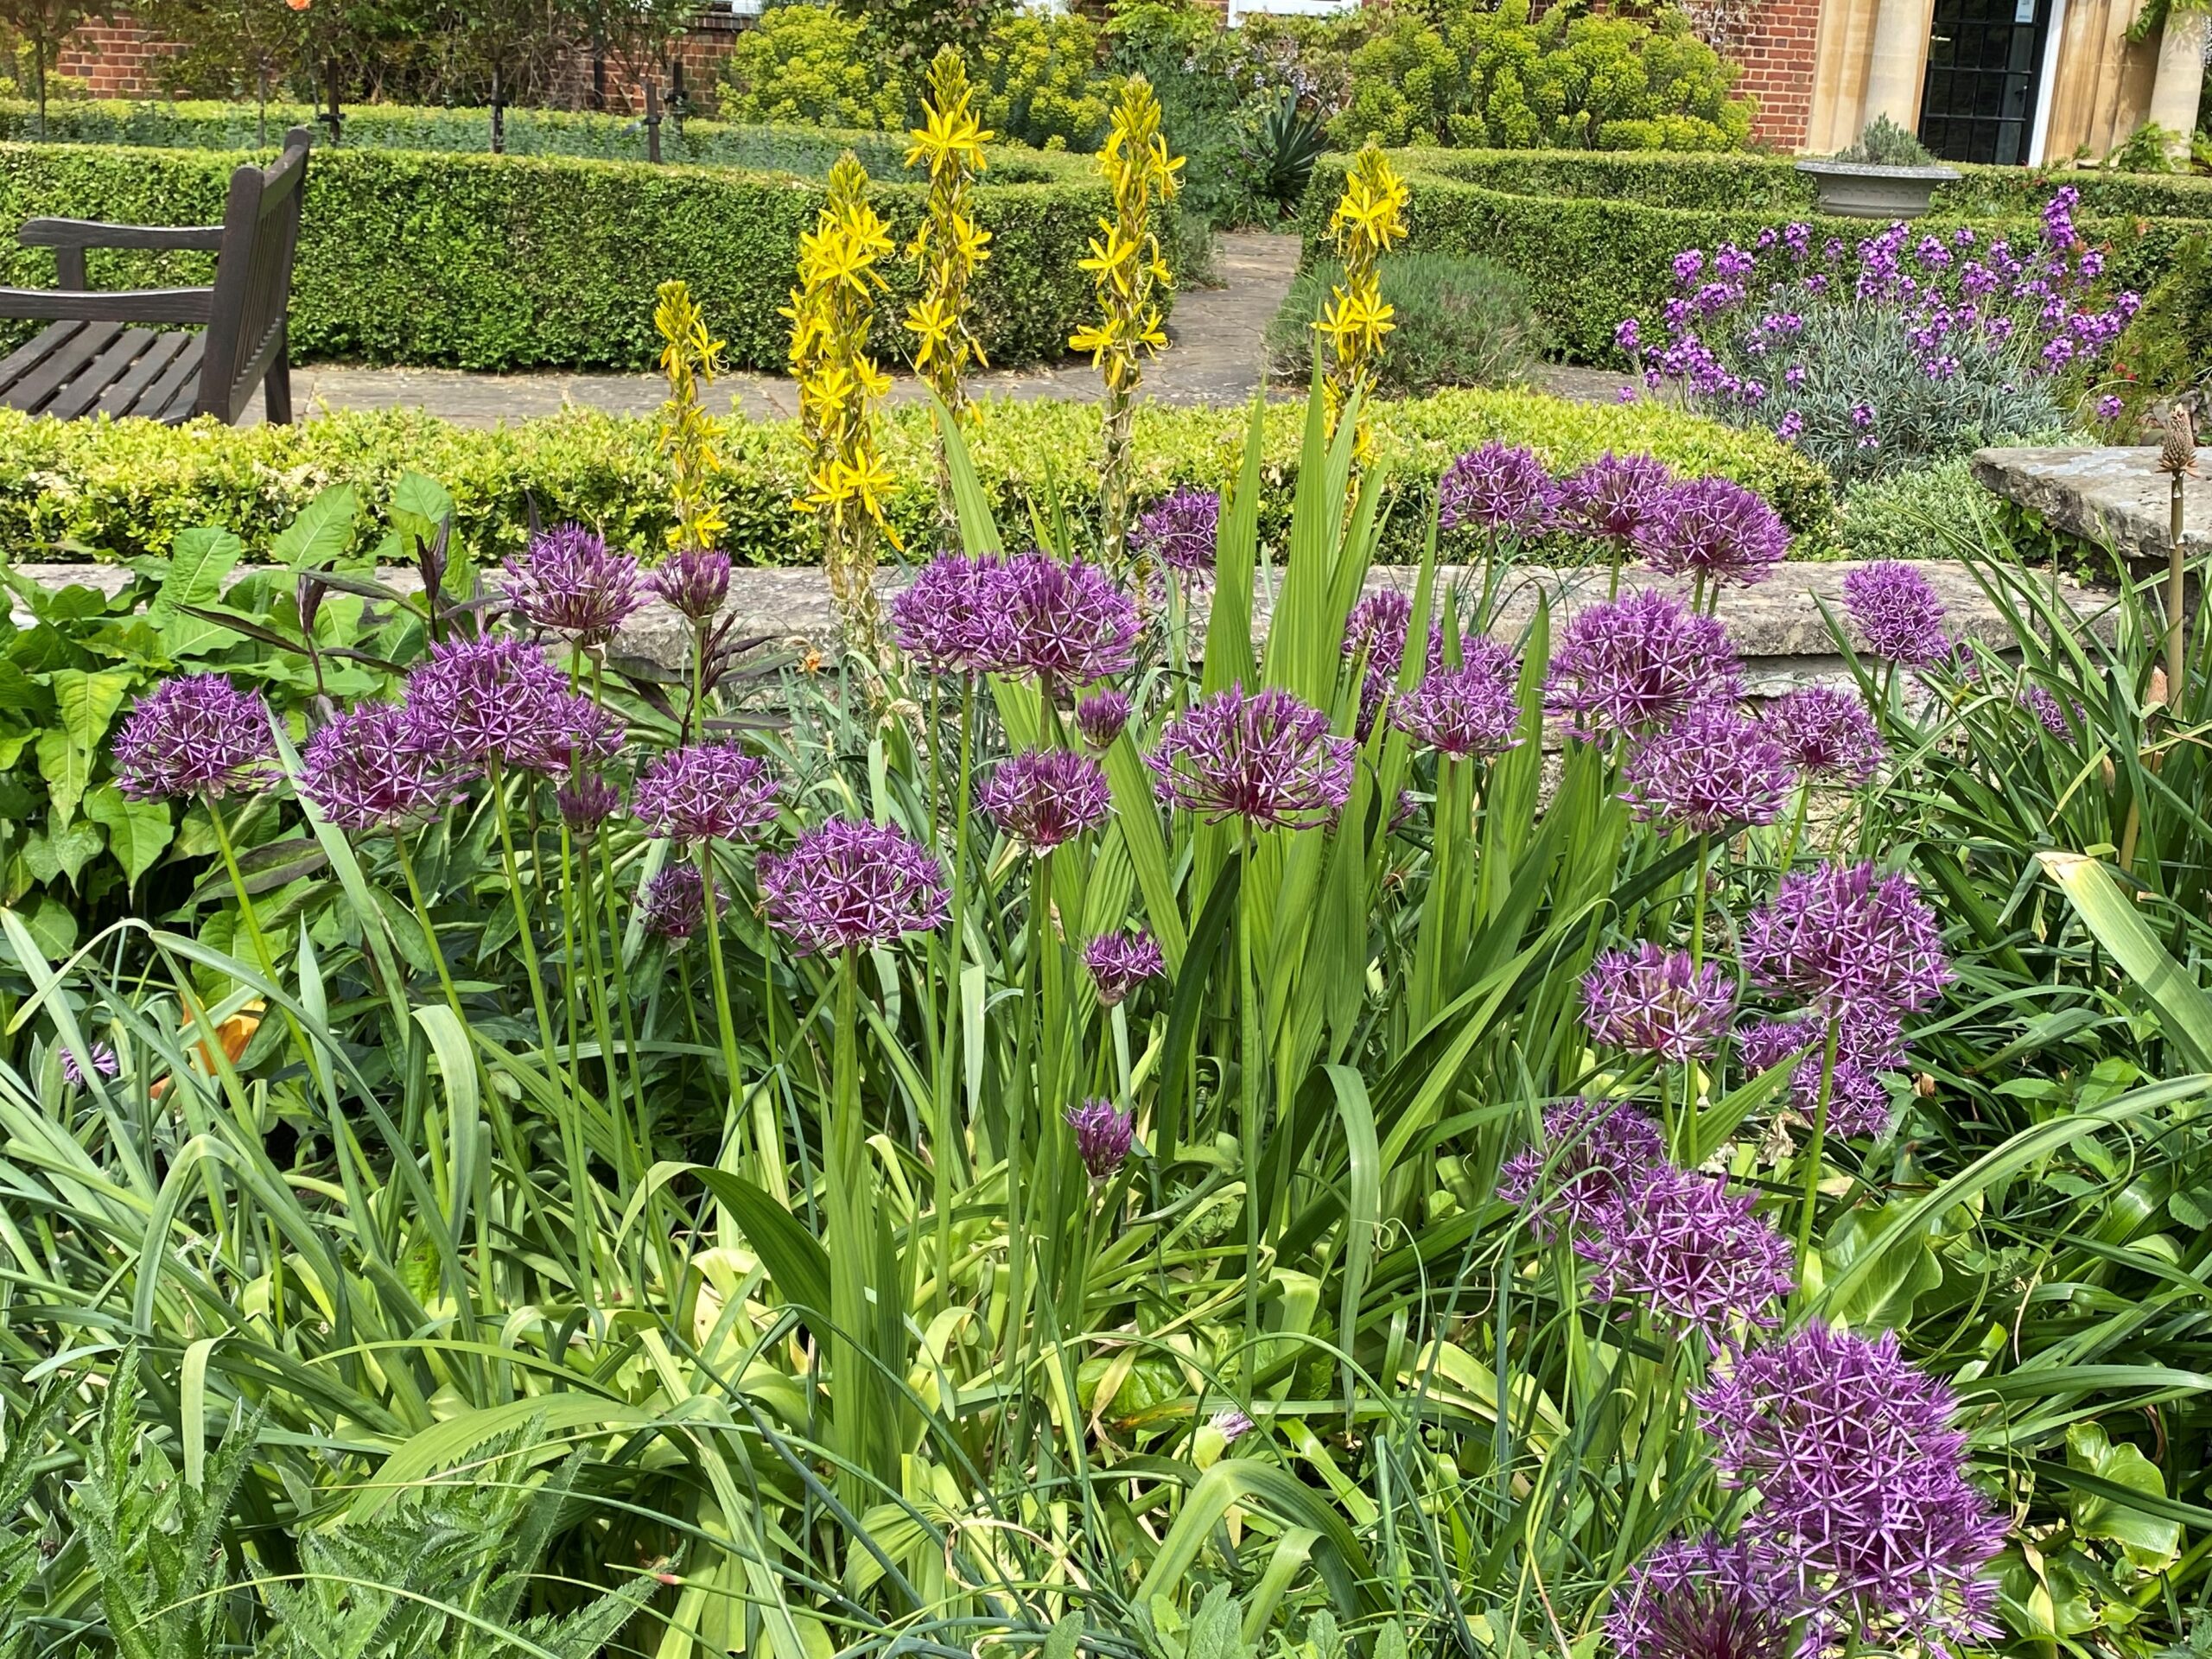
18 219 226 253
0 286 215 325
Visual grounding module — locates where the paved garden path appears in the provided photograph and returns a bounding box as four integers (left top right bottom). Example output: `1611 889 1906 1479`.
286 232 1631 427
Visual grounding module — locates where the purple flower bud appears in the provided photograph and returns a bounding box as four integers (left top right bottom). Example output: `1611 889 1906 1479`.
632 743 779 844
1582 943 1736 1062
649 548 733 622
640 862 724 941
298 704 443 830
1084 929 1166 1006
556 774 622 842
1065 1096 1135 1179
113 675 274 802
979 748 1111 853
1148 686 1354 830
60 1041 120 1088
759 818 949 955
1074 691 1131 749
504 524 642 645
1210 1408 1255 1444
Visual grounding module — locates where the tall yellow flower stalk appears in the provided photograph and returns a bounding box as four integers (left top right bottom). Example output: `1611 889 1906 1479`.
654 279 728 555
785 151 899 657
1315 144 1409 461
1071 74 1182 572
906 45 994 529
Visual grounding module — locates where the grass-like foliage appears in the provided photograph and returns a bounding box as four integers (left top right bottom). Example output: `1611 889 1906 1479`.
0 384 2206 1658
1269 252 1543 397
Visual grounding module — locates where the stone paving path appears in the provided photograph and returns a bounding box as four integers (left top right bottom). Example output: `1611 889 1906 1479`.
285 232 1632 428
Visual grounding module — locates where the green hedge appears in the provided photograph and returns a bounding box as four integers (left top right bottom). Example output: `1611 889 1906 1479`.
0 140 1167 373
1300 149 2212 364
0 98 1084 181
0 390 1834 569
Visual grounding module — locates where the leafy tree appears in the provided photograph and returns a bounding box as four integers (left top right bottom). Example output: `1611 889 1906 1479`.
0 0 105 134
831 0 1007 71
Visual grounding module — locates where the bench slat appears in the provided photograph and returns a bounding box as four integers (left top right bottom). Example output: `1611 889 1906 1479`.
0 320 84 397
3 320 125 415
141 334 208 423
97 330 193 419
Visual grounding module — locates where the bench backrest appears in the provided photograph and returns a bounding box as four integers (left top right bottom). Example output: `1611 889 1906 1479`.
196 128 311 423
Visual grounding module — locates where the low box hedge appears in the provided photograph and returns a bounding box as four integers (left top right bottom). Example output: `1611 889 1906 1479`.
0 139 1171 374
0 389 1833 569
1301 149 2212 365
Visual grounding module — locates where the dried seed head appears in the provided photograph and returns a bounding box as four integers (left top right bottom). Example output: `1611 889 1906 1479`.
2158 406 2196 477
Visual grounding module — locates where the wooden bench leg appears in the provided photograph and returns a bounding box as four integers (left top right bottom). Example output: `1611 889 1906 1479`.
264 345 293 425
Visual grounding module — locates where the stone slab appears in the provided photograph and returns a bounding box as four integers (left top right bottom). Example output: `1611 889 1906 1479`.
1972 445 2212 566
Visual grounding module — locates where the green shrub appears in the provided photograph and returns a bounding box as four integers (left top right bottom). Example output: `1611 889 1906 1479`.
1829 113 1936 165
1834 454 1999 562
713 5 910 129
0 389 1834 572
0 139 1179 372
1266 252 1541 394
2109 232 2212 412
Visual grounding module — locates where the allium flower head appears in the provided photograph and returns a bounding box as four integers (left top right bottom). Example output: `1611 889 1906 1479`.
519 690 624 778
556 774 621 842
1843 563 1950 666
1075 691 1131 749
1621 706 1792 835
1343 591 1444 738
979 748 1112 852
113 675 274 801
632 743 779 844
892 553 1015 674
503 524 642 645
1066 1096 1135 1179
1132 487 1221 575
640 862 723 942
1577 1164 1795 1347
1582 943 1736 1062
1694 1325 2006 1650
402 636 570 771
298 704 442 830
2017 683 2077 736
1148 686 1355 831
1001 553 1141 686
1608 1535 1796 1659
1084 929 1166 1006
1762 685 1885 784
1210 1408 1255 1445
759 818 950 955
60 1042 120 1089
1745 861 1951 1017
1738 1006 1904 1140
1634 478 1789 589
1562 452 1675 543
1392 641 1522 759
1438 442 1560 536
1545 590 1745 740
1497 1097 1665 1238
649 547 732 622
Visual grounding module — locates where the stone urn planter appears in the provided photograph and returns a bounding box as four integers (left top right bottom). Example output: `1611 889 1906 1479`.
1794 158 1961 219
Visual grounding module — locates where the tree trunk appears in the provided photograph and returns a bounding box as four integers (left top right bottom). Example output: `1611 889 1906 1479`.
491 61 505 154
645 73 662 163
32 46 46 141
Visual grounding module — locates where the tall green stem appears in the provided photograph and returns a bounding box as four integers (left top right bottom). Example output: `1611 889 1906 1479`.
1793 1013 1844 1280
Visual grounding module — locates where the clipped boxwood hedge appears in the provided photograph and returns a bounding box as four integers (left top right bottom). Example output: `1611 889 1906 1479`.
0 139 1167 373
0 389 1833 569
1300 149 2212 365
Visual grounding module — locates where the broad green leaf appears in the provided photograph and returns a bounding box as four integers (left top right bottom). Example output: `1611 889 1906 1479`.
152 526 245 658
391 469 454 534
35 667 132 830
85 783 173 888
2066 1421 2183 1569
2038 851 2212 1069
14 894 77 959
271 483 359 569
22 820 104 888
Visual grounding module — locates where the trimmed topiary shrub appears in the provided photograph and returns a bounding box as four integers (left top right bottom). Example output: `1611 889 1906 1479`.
1266 252 1542 394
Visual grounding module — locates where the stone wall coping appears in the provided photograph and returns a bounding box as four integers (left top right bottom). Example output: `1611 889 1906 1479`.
1973 445 2212 566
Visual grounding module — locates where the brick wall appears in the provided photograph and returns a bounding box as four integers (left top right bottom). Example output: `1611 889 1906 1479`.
1732 0 1825 150
550 9 748 115
55 16 180 97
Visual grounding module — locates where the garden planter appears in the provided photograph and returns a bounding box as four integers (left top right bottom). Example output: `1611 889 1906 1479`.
1794 158 1961 219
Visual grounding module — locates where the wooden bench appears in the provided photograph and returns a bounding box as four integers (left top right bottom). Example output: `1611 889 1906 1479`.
0 127 311 426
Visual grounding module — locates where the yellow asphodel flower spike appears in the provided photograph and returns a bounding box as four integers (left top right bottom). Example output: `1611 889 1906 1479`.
1315 143 1410 460
905 45 995 531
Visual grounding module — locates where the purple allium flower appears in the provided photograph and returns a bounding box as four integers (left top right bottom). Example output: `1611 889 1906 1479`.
759 818 950 955
649 547 733 622
1561 452 1675 544
1634 479 1789 589
1392 645 1523 760
1075 691 1131 749
1438 442 1561 537
518 690 624 779
1084 928 1166 1005
1761 686 1885 785
1343 590 1446 738
1545 590 1745 741
112 675 274 801
1842 563 1950 666
1148 686 1355 831
979 748 1112 852
640 862 724 942
59 1042 120 1088
1210 1408 1255 1445
1744 861 1951 1018
402 636 570 771
1694 1325 2006 1651
2017 683 2075 735
1066 1096 1135 1179
1581 943 1736 1062
503 524 642 645
1607 1535 1797 1659
1738 1006 1905 1140
1620 706 1792 835
1577 1163 1795 1346
556 774 621 842
1001 553 1141 686
298 704 442 830
1132 487 1221 575
1498 1097 1666 1239
632 742 779 843
892 553 1015 674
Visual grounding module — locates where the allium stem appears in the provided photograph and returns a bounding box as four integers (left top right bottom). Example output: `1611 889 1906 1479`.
696 840 779 1204
1238 826 1262 1391
487 761 560 1063
1777 778 1811 875
825 944 880 1510
2165 470 2187 702
1794 1012 1844 1277
931 675 976 1313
